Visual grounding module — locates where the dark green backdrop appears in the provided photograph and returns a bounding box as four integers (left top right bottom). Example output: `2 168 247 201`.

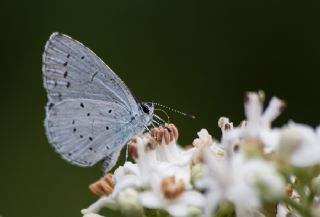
1 1 319 217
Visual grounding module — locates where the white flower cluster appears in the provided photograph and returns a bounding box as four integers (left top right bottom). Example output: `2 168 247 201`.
82 92 320 217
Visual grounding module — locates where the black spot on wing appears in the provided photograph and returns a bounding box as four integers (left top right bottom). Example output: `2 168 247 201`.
48 103 54 110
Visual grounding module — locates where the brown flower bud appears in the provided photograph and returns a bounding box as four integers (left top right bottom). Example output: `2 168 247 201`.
89 173 114 196
146 137 158 151
151 124 179 145
129 138 139 159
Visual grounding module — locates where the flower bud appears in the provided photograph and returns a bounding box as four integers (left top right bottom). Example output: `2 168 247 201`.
117 188 144 217
218 117 231 129
312 175 320 195
191 163 204 183
187 206 202 217
279 126 302 156
312 204 320 217
83 213 104 217
192 129 213 148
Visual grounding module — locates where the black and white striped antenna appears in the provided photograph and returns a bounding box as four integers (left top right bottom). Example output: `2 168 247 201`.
153 102 196 119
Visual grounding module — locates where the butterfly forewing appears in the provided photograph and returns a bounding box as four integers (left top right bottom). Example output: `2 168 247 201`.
46 99 133 167
43 33 153 168
43 32 138 112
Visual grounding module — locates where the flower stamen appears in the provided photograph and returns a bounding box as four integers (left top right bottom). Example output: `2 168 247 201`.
161 176 185 200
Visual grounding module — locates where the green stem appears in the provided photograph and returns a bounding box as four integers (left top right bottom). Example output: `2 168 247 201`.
156 210 170 217
282 197 311 217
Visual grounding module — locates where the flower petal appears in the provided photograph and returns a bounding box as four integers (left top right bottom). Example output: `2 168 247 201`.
81 196 118 214
139 191 163 209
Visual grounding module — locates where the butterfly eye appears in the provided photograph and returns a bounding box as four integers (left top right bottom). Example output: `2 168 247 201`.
141 104 150 114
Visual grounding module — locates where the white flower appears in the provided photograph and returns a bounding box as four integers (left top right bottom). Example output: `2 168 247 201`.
218 117 234 140
276 203 290 217
192 129 213 148
81 196 118 215
192 129 224 164
140 170 205 217
132 133 193 188
81 92 320 217
279 122 320 167
133 130 205 217
82 125 197 216
244 92 284 133
82 187 144 217
117 188 144 217
82 213 105 217
211 93 284 158
197 150 285 217
276 203 301 217
243 92 285 151
155 139 193 167
312 174 320 194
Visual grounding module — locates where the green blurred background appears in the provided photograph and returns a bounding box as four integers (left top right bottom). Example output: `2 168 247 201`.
1 0 319 216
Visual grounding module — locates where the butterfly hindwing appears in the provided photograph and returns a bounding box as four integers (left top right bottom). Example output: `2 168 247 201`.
101 147 122 172
42 32 138 112
45 98 133 167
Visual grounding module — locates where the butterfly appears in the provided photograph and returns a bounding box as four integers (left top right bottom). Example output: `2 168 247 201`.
43 32 157 171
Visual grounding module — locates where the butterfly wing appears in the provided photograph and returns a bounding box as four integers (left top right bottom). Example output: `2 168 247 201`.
101 148 122 172
42 32 138 112
45 98 135 167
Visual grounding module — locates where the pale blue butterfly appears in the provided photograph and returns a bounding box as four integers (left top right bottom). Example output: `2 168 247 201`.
43 32 156 171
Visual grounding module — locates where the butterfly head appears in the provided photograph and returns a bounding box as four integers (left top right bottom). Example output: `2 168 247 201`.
139 102 155 125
